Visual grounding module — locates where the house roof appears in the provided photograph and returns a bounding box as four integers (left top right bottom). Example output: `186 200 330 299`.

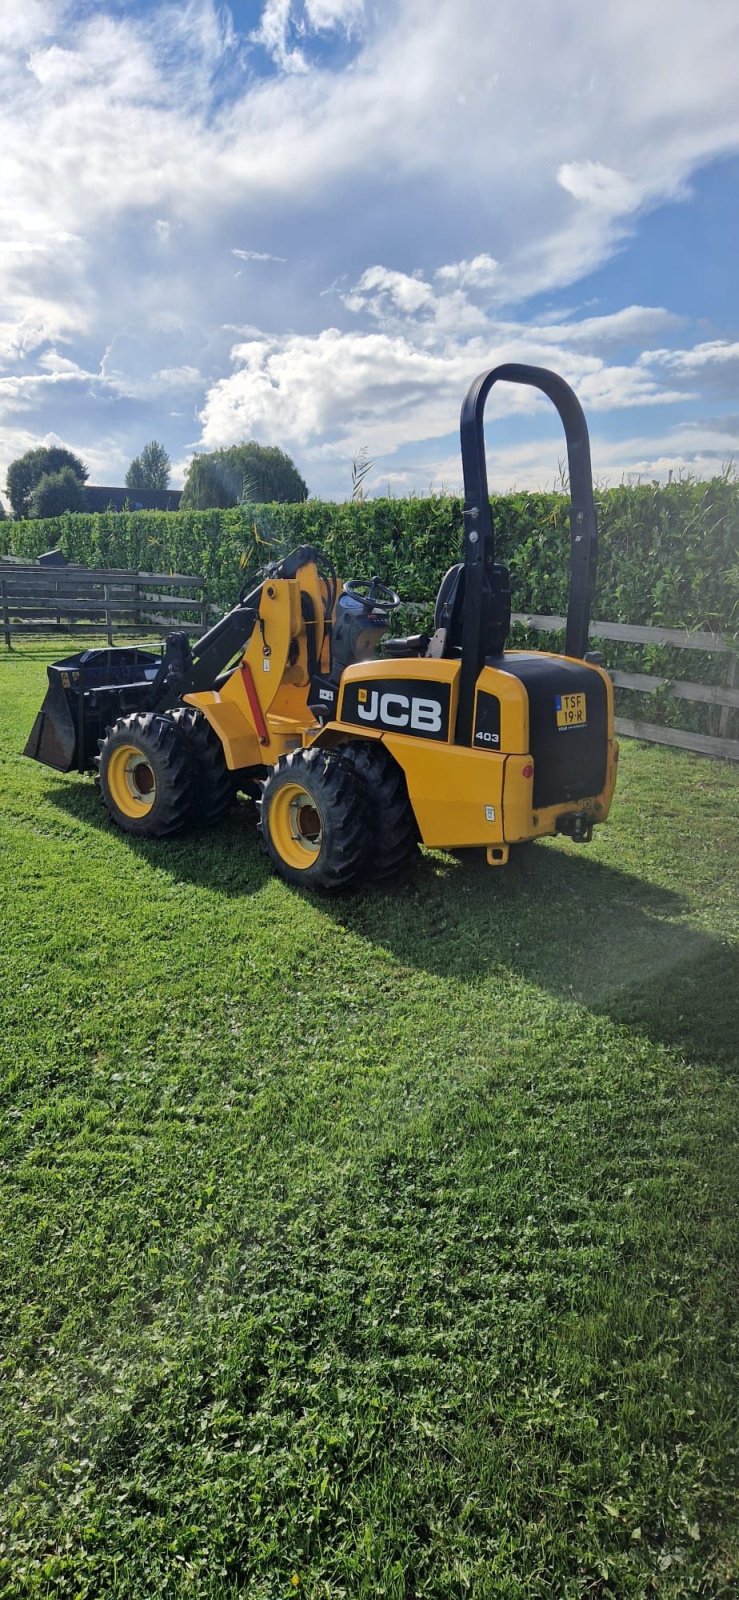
83 486 182 513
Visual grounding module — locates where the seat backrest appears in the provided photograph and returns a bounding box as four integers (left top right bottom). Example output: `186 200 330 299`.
434 564 465 653
434 560 511 657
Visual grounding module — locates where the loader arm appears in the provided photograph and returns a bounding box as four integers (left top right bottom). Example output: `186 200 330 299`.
23 546 332 774
153 545 331 710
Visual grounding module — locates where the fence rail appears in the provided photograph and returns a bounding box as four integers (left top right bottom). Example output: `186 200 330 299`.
0 562 208 647
509 611 738 762
612 718 739 762
3 565 737 761
511 611 734 654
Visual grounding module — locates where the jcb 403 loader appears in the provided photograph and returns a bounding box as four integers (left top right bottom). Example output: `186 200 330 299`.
25 365 618 892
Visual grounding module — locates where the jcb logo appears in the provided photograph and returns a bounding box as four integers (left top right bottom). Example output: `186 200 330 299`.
357 690 443 734
344 678 450 741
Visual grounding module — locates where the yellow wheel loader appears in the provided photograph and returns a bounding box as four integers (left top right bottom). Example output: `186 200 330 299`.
25 365 618 892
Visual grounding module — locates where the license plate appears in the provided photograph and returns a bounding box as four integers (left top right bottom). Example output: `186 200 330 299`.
556 692 586 729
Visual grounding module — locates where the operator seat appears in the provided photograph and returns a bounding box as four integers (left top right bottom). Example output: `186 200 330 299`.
383 560 510 660
383 563 466 659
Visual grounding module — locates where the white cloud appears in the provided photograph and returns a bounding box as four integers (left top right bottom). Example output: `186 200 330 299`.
0 298 85 364
364 418 739 498
305 0 364 31
0 1 61 52
636 339 739 401
252 0 308 74
642 339 739 374
252 0 364 73
436 255 498 290
199 328 469 456
2 1 737 310
0 0 737 493
540 306 679 346
345 266 436 317
342 263 677 348
557 161 643 214
232 248 287 264
197 319 690 480
0 361 96 422
343 267 492 336
153 365 203 390
38 350 92 378
100 334 205 400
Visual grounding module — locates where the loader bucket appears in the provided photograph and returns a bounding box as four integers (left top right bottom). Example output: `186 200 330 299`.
24 647 162 774
24 670 79 772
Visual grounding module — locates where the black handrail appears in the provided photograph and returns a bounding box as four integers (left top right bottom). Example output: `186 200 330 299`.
456 363 598 745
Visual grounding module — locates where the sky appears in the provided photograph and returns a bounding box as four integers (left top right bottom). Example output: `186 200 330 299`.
1 0 738 506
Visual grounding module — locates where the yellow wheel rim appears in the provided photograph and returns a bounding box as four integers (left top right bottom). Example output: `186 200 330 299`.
106 743 157 819
268 782 323 871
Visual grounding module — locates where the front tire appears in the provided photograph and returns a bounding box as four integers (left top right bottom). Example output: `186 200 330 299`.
169 706 234 827
97 712 193 837
258 748 370 892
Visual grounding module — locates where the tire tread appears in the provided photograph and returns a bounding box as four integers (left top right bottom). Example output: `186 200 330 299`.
258 747 370 892
169 706 234 827
339 741 419 882
97 712 194 837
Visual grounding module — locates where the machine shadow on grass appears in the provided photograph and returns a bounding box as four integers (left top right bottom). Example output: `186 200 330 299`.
47 779 272 899
48 778 737 1069
333 845 739 1072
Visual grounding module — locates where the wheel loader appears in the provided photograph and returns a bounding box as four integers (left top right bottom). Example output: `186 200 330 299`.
25 364 618 892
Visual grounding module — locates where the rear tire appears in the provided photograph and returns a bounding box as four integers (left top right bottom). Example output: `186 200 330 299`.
258 748 370 893
97 713 193 837
169 706 234 827
339 741 419 882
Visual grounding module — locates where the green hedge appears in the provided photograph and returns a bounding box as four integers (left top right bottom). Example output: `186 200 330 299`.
2 481 737 738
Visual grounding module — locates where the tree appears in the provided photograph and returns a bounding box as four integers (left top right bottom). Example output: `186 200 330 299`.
125 440 171 491
28 468 85 519
6 446 88 519
179 456 234 510
181 443 308 509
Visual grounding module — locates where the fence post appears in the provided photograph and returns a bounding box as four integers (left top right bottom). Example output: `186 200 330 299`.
2 579 10 648
718 652 737 741
104 581 113 647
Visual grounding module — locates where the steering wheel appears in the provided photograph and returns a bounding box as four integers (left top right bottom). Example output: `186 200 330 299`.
343 576 401 612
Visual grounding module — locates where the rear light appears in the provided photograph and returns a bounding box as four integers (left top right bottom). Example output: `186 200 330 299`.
522 763 534 779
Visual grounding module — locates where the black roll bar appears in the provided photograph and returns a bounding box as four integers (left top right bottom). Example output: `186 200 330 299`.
456 363 598 745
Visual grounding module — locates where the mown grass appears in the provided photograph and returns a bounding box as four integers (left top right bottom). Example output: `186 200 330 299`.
0 642 737 1599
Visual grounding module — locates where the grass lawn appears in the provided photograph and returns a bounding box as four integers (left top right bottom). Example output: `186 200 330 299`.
0 641 737 1599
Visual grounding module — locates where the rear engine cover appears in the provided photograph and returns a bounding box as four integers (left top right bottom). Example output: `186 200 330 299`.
489 653 608 808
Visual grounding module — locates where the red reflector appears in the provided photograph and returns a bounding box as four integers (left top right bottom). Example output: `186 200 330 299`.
522 763 534 779
240 663 269 745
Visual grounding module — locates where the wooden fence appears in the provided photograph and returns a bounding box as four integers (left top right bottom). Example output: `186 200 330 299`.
511 611 739 763
0 562 208 647
3 561 736 761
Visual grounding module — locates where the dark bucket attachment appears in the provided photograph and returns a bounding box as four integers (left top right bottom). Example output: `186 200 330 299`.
24 672 79 772
24 647 162 774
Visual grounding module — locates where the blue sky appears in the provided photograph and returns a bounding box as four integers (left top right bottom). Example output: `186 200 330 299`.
1 0 738 505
